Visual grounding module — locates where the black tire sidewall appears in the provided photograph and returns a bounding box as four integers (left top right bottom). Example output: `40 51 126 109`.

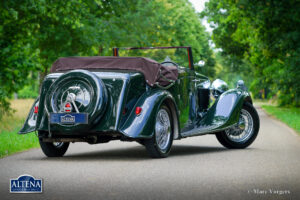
216 102 260 149
38 138 69 157
145 104 174 158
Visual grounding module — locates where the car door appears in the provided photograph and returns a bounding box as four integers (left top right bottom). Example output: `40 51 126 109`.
169 67 196 133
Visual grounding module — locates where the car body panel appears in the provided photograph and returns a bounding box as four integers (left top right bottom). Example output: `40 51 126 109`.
120 89 179 139
181 89 251 137
20 71 146 134
19 47 253 144
19 97 40 134
19 71 251 140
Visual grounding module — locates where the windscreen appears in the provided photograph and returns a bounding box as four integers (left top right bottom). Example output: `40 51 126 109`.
117 47 191 68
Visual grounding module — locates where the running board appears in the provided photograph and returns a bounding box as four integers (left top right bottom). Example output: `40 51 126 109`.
180 124 236 138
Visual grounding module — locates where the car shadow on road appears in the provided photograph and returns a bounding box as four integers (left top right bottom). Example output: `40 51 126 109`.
26 144 229 162
170 145 228 157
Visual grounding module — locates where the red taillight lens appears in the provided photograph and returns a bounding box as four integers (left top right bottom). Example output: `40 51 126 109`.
123 108 127 115
34 106 38 114
65 103 71 108
135 107 142 115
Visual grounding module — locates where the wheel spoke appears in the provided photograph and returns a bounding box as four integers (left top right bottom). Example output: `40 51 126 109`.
155 108 171 151
225 109 254 143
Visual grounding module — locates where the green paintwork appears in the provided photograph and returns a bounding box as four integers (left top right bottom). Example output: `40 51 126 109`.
180 89 251 137
20 71 147 135
19 66 252 141
19 97 40 134
168 67 191 130
120 89 177 138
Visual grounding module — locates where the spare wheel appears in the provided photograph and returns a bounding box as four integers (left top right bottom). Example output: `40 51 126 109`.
45 70 108 132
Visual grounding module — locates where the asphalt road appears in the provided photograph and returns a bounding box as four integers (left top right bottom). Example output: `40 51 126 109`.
0 106 300 200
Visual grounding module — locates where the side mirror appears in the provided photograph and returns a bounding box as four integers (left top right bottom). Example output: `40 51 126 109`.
211 79 228 98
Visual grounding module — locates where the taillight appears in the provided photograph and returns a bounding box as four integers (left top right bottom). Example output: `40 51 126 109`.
123 108 127 115
135 107 142 115
34 106 38 114
64 102 72 113
65 103 71 108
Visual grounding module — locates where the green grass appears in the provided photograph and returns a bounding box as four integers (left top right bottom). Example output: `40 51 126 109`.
0 99 39 158
261 105 300 134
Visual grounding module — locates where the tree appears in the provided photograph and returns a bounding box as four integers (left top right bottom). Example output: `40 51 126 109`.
0 0 41 116
100 0 215 76
0 0 107 117
202 0 300 106
0 0 215 118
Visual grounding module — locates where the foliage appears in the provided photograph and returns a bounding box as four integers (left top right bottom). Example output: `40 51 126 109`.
0 99 38 158
214 52 252 89
0 0 40 118
17 72 39 99
100 0 215 75
261 105 300 134
17 85 39 99
202 0 300 106
0 0 215 117
0 131 39 158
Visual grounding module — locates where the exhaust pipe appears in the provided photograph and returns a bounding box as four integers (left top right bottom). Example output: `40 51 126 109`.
43 138 89 143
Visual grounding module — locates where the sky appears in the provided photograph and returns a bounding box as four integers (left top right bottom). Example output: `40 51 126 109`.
188 0 213 33
189 0 207 12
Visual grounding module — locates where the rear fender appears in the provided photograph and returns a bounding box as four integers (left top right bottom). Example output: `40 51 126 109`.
119 89 179 139
18 97 40 134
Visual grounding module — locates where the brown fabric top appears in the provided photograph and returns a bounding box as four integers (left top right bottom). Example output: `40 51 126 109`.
50 56 178 86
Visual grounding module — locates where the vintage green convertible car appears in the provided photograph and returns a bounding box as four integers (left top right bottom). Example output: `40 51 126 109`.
19 46 259 158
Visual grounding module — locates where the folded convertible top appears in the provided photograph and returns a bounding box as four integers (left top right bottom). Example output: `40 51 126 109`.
50 56 178 87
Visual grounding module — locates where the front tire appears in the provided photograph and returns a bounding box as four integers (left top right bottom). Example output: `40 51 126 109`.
144 104 173 158
216 102 260 149
39 137 69 157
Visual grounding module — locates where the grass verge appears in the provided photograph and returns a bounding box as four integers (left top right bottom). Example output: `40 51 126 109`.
261 105 300 134
0 99 39 158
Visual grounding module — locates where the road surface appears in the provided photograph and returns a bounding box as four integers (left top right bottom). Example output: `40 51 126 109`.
0 106 300 199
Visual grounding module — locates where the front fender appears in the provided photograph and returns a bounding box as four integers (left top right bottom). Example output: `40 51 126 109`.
18 97 40 134
216 89 251 128
119 89 177 139
200 89 252 130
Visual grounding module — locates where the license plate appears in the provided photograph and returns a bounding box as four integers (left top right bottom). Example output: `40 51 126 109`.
50 113 88 124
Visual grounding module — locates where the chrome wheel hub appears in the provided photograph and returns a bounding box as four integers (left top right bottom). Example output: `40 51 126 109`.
225 109 254 142
155 108 171 152
53 142 64 148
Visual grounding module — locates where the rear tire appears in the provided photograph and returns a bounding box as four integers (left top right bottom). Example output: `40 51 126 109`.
39 137 69 157
216 102 259 149
144 104 173 158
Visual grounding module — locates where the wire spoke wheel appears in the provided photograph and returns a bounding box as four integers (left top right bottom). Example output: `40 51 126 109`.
53 142 64 148
216 103 260 149
155 109 171 152
144 104 173 158
225 109 254 143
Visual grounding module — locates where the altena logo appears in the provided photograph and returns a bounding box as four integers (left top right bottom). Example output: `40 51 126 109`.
61 114 75 123
10 174 42 193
